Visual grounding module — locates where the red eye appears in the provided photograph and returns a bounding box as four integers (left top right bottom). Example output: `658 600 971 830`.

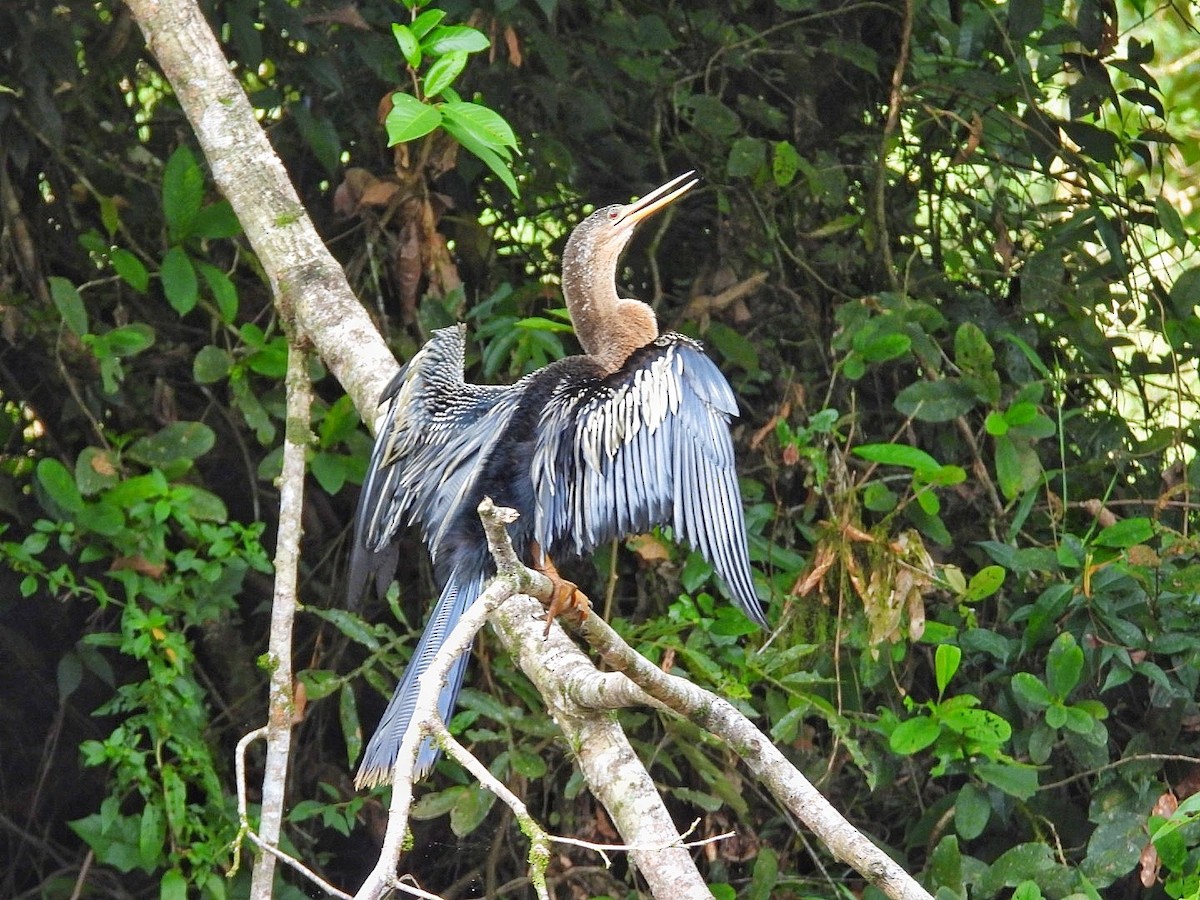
608 208 619 220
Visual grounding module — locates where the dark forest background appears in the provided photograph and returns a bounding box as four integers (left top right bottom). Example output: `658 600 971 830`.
3 0 1200 897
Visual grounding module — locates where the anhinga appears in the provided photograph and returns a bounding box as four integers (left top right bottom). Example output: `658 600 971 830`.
348 172 766 788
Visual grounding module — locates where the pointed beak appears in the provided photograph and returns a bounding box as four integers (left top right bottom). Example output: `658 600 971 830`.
614 171 698 230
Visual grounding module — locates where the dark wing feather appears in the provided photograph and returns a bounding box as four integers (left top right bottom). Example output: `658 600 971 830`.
532 334 767 626
348 325 517 602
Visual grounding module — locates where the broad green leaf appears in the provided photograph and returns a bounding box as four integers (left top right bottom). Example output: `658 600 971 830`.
1093 517 1153 549
1046 632 1083 697
385 93 442 145
423 25 491 55
193 345 233 384
706 321 760 371
311 451 347 495
935 644 961 696
391 23 421 68
727 136 766 178
162 145 203 240
772 141 801 187
1011 672 1052 708
746 847 779 900
49 276 88 336
127 422 216 467
965 565 1005 601
859 331 911 362
852 442 940 475
1007 0 1044 40
955 783 990 839
138 803 165 871
441 114 516 195
441 100 518 151
195 260 238 322
191 201 241 239
76 447 120 494
450 784 496 836
889 715 940 754
1156 195 1187 247
954 321 994 375
984 411 1008 436
412 785 465 820
410 8 446 39
862 481 897 512
424 50 467 98
57 651 83 701
103 324 155 357
110 249 150 292
160 246 198 315
894 379 976 422
975 760 1038 800
1168 265 1200 318
37 457 84 513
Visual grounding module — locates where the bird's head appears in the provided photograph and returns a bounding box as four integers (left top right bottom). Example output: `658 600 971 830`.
566 170 699 267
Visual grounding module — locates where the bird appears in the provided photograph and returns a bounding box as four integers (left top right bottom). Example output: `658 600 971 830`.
348 172 767 788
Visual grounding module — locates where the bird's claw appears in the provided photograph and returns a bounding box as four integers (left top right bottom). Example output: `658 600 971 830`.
542 577 591 637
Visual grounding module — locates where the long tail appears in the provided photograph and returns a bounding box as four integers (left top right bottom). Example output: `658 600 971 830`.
354 567 487 788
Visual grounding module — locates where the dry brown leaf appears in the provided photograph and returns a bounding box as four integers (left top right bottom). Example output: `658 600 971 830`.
627 533 670 562
90 451 118 476
504 24 523 67
1082 498 1119 528
358 179 401 208
951 112 983 165
792 541 835 597
111 555 167 579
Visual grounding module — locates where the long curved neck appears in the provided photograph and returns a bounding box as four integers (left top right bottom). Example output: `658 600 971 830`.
562 232 659 374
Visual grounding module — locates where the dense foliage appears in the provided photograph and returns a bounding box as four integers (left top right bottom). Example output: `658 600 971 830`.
2 0 1199 897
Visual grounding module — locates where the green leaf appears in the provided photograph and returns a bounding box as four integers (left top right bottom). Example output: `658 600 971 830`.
859 331 911 363
76 447 120 494
1093 517 1153 549
727 136 766 178
975 760 1038 800
339 684 361 770
894 379 976 422
772 141 801 187
1012 672 1053 709
311 451 347 495
160 246 198 315
889 715 940 754
954 321 994 375
57 651 83 701
412 785 465 820
1156 195 1187 248
162 145 203 240
391 23 421 68
1007 0 1044 39
127 422 216 467
984 411 1008 436
1169 265 1200 318
450 784 496 836
705 321 760 371
746 847 779 900
441 100 518 151
965 565 1005 602
424 50 468 98
1046 632 1083 697
49 276 89 336
423 25 491 55
110 249 150 292
138 803 165 870
994 433 1041 500
191 201 241 239
194 261 238 322
193 345 233 384
385 93 443 145
935 644 961 696
37 457 84 513
410 9 446 39
862 481 897 512
852 442 940 475
442 121 519 198
955 783 990 840
103 324 155 357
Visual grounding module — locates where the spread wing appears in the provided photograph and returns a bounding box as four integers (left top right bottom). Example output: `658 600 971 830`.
531 334 766 626
348 325 518 601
